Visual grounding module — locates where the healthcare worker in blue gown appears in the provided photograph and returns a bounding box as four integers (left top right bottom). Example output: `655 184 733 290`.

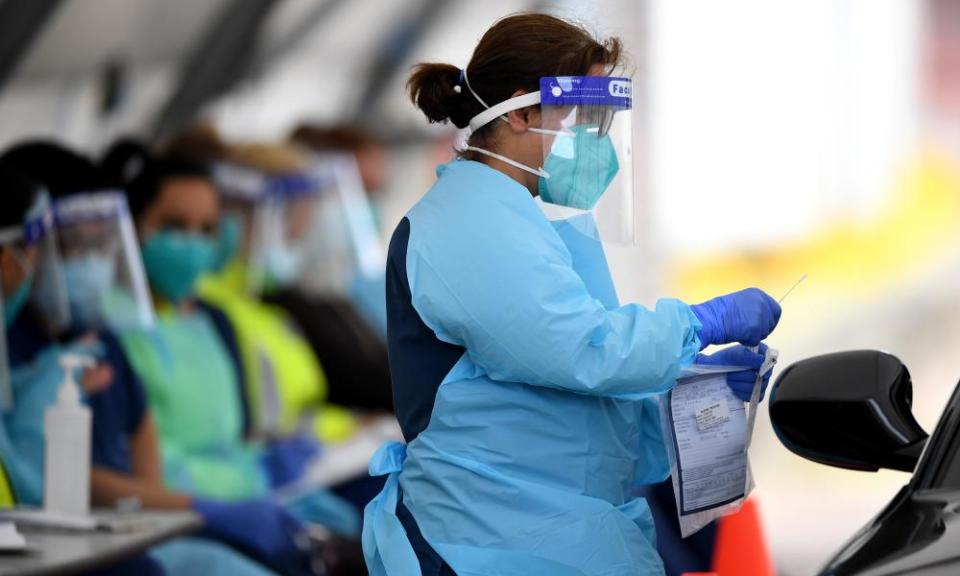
362 14 782 576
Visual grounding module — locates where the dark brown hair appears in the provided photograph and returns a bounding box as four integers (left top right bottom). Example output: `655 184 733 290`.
158 121 229 167
407 13 623 149
290 123 384 153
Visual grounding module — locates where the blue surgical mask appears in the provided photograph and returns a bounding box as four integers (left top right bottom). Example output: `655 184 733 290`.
4 278 32 327
141 231 215 303
538 125 620 210
62 255 116 329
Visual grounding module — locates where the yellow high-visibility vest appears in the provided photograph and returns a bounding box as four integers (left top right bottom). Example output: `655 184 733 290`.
0 459 17 508
199 261 357 442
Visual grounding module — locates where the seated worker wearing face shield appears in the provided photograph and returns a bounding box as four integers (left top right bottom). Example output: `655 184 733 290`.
363 13 781 576
0 152 120 506
198 143 394 513
277 127 394 413
94 142 366 569
206 141 395 509
0 158 167 576
199 143 357 444
161 123 393 413
287 125 389 339
161 124 393 415
3 142 316 575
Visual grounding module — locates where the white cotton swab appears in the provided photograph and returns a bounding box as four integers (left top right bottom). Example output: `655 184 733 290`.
778 274 808 304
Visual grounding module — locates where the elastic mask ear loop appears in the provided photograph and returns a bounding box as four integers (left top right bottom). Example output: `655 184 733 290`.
463 146 550 179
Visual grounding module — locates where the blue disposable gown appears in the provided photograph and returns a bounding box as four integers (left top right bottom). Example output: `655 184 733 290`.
363 160 701 575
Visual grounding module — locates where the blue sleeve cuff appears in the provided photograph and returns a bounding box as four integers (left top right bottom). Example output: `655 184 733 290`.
607 299 704 401
656 298 703 365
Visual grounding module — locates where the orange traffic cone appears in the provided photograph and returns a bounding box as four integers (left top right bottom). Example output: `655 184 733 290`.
710 499 775 576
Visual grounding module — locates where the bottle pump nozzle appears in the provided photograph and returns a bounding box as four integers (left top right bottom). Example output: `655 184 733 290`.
57 354 95 404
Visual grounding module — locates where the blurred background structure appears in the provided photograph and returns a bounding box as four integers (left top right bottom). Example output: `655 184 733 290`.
0 0 958 574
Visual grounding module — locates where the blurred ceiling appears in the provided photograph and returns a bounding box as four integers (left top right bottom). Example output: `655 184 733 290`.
14 0 229 78
0 0 575 143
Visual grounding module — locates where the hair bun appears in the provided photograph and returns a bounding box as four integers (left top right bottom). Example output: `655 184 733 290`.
406 13 626 143
407 62 473 128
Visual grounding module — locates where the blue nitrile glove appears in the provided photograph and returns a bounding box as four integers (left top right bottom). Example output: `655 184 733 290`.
690 288 781 349
696 343 772 402
262 434 322 489
191 498 307 569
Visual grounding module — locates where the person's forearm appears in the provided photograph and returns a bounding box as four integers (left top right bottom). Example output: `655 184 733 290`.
90 467 192 509
130 414 164 484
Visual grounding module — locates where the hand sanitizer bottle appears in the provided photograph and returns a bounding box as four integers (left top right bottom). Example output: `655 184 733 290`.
44 354 94 517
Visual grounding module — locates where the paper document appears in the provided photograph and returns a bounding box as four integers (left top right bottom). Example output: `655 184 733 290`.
275 416 403 502
669 374 748 515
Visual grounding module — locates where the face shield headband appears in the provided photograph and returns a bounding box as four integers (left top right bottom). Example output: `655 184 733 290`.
0 191 54 246
461 70 632 186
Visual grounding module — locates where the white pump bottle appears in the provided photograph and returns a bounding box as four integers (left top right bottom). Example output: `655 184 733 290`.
43 354 93 517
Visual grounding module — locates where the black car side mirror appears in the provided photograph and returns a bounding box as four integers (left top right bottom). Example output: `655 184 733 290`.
769 350 928 472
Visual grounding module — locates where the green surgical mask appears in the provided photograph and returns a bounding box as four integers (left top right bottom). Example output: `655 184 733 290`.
141 230 215 303
538 124 620 210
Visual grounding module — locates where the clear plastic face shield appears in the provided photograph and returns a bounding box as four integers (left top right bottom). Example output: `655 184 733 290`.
0 190 63 410
465 74 636 244
536 76 634 243
213 162 330 294
210 162 264 277
297 153 386 296
53 191 155 333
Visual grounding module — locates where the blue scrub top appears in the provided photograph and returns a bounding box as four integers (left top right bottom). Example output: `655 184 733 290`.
8 310 147 474
386 217 466 443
